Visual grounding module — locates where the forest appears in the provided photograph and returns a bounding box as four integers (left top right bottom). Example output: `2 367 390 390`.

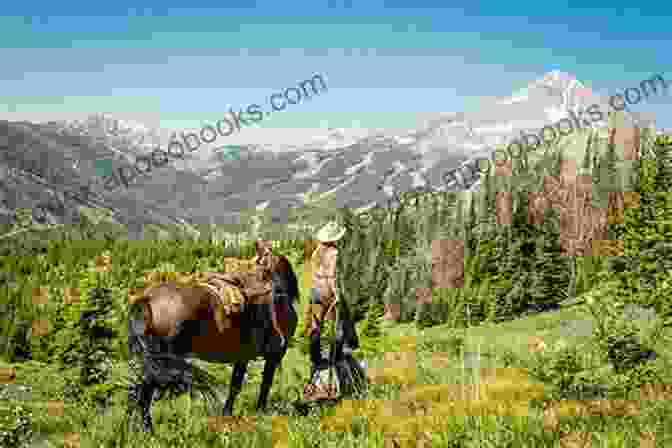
1 123 671 447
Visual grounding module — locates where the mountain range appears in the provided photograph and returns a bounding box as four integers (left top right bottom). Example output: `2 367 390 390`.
0 71 658 238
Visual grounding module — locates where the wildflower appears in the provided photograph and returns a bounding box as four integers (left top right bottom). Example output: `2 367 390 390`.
0 367 16 383
623 192 640 209
32 319 50 337
63 432 80 448
207 416 257 433
94 252 112 273
430 352 453 369
639 430 656 448
47 401 65 417
271 416 290 447
63 287 81 304
529 336 547 353
542 406 559 432
559 431 593 448
32 287 49 306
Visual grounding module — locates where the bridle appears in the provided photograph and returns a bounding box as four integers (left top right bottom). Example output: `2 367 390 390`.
255 243 276 282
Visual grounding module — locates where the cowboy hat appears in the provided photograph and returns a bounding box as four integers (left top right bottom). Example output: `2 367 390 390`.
316 221 346 243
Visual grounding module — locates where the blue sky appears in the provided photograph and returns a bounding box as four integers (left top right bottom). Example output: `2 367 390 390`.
0 0 669 131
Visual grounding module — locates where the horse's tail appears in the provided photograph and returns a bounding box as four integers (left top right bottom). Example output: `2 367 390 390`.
127 297 223 409
128 299 150 355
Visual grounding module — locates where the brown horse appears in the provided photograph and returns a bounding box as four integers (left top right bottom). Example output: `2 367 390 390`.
127 241 299 432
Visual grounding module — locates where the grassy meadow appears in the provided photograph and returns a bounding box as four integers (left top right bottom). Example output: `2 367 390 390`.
1 285 671 447
1 124 671 447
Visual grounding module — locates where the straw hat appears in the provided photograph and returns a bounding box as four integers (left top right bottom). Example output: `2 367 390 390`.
316 221 346 243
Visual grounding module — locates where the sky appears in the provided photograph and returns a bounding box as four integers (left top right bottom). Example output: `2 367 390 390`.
0 0 669 137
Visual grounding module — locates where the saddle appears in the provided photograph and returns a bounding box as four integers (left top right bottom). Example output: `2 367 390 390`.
200 270 273 333
130 259 273 336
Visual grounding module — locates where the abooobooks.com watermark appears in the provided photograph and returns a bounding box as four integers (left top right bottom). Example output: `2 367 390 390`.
441 72 669 189
98 73 328 192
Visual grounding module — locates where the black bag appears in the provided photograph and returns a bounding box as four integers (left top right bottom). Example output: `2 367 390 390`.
304 354 367 401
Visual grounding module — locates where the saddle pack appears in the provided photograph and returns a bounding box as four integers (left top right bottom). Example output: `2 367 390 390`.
201 270 273 333
130 258 272 334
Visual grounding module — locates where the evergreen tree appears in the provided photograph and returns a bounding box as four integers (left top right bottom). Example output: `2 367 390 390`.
552 147 565 178
582 131 594 175
592 144 602 188
360 300 385 351
530 207 570 309
465 193 478 255
654 134 672 193
593 138 620 209
474 155 572 322
611 132 672 313
478 167 497 234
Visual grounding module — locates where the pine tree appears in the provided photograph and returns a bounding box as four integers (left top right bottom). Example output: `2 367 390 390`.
611 132 672 312
592 144 602 189
463 194 479 256
582 131 594 174
552 147 564 178
594 138 620 211
530 207 570 309
360 301 385 351
654 134 672 193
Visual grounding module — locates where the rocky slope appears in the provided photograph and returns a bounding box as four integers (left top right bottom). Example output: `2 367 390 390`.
0 71 656 235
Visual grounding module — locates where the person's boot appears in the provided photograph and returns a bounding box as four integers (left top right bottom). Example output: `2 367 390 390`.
310 331 329 376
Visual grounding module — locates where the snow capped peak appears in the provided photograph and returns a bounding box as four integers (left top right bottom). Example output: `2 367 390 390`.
528 70 582 93
543 70 576 82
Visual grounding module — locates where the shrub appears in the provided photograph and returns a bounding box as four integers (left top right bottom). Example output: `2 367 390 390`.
0 401 33 448
358 301 385 355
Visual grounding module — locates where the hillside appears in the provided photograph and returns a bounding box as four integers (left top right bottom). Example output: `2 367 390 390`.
1 72 658 236
1 257 671 447
1 129 671 446
1 73 670 447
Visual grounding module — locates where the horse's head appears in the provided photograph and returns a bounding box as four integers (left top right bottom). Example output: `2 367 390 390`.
254 239 300 308
255 239 274 258
255 240 277 281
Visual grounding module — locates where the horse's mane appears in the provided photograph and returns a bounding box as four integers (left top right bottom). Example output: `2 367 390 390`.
274 253 300 304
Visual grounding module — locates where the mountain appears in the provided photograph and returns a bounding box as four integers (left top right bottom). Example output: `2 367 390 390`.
0 71 657 236
0 117 205 237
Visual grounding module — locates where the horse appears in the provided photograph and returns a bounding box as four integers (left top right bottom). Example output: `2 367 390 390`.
127 241 300 433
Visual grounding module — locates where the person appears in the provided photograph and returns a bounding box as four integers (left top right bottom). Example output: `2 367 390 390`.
305 221 347 374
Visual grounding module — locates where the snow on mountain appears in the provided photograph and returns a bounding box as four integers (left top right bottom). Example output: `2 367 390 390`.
3 71 655 231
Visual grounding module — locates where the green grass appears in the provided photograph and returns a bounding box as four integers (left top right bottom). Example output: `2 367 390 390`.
2 273 671 447
2 124 670 447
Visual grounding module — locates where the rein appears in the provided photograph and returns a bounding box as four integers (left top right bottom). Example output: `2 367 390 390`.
314 291 340 398
328 296 339 395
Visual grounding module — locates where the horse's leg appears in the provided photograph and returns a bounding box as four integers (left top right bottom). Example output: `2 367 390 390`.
256 355 281 412
223 361 248 416
138 380 156 433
